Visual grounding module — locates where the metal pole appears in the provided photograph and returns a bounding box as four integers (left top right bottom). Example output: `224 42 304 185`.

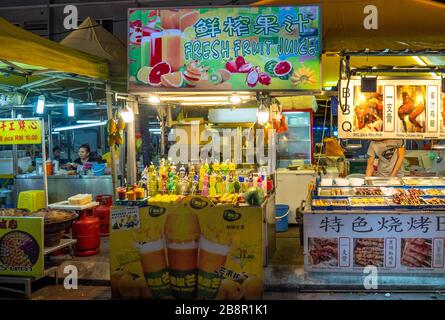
126 100 137 184
41 119 48 208
47 114 52 160
11 109 18 177
106 83 118 199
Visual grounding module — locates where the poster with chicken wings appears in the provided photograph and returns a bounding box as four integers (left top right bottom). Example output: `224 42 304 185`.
338 79 441 139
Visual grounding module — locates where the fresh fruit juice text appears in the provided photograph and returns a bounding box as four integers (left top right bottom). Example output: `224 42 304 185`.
118 159 267 206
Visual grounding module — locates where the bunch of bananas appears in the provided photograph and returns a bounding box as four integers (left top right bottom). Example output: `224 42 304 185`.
211 193 239 205
148 194 181 203
107 114 125 149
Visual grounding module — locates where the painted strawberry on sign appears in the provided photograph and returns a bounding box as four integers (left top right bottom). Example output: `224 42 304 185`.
129 20 142 45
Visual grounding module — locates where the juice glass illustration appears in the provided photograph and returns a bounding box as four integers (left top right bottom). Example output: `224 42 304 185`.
197 235 231 299
164 211 200 299
150 32 163 67
137 238 171 299
162 29 184 72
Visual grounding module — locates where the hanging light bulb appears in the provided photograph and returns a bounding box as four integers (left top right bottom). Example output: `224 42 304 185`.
67 97 75 117
229 94 242 104
121 105 134 123
148 95 160 104
36 95 45 114
257 103 269 125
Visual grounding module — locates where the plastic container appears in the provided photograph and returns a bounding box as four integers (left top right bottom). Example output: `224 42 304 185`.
46 160 53 175
92 163 106 176
275 204 290 232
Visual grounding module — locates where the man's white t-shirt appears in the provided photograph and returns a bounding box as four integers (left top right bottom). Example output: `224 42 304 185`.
367 140 404 177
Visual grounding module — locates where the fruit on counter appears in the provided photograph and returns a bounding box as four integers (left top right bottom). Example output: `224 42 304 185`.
244 187 264 206
161 71 184 88
425 198 445 205
148 61 171 87
148 194 181 203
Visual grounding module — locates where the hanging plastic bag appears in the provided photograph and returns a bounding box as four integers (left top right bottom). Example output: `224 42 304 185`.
324 136 345 156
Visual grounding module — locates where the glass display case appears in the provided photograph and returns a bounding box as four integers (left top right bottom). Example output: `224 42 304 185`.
277 111 313 168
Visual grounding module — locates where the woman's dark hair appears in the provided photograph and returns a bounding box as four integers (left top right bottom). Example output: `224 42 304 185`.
79 144 91 153
53 146 61 152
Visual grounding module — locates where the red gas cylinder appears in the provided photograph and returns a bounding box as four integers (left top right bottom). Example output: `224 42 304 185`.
94 195 112 236
72 210 100 256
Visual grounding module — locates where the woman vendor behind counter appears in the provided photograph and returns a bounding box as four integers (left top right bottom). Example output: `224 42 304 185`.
64 144 104 170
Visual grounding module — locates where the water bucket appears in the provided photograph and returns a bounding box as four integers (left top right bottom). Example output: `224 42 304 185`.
92 163 106 176
275 204 289 232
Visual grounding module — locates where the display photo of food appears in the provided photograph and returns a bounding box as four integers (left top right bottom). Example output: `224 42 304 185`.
397 85 426 133
401 238 432 268
0 231 40 268
353 85 383 132
353 238 384 267
308 238 338 267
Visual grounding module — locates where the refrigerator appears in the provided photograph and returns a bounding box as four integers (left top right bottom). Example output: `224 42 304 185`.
277 110 313 168
276 110 314 225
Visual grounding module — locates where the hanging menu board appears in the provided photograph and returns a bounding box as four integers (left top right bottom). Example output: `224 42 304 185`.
338 79 441 139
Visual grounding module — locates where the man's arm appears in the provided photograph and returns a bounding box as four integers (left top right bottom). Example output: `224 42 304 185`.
365 154 375 177
390 146 405 177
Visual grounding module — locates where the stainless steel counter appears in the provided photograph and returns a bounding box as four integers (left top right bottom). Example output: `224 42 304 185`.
14 175 113 205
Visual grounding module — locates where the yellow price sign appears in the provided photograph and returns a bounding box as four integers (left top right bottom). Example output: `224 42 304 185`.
0 119 41 145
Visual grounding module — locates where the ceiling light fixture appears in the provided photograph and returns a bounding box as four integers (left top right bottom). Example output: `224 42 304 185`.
36 95 45 114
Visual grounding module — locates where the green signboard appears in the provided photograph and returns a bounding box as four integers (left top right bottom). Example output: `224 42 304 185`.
128 6 321 92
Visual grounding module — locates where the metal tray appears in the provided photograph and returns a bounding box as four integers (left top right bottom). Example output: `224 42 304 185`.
365 177 403 186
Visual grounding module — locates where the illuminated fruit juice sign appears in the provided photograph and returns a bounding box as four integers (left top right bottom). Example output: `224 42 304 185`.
128 6 321 91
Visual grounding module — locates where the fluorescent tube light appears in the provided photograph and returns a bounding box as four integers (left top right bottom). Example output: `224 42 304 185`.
53 121 107 132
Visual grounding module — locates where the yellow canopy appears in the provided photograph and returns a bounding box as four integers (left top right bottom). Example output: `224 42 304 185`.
60 17 125 81
0 17 109 80
253 0 445 52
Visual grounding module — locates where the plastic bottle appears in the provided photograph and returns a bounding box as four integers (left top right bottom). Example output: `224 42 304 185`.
201 174 209 196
